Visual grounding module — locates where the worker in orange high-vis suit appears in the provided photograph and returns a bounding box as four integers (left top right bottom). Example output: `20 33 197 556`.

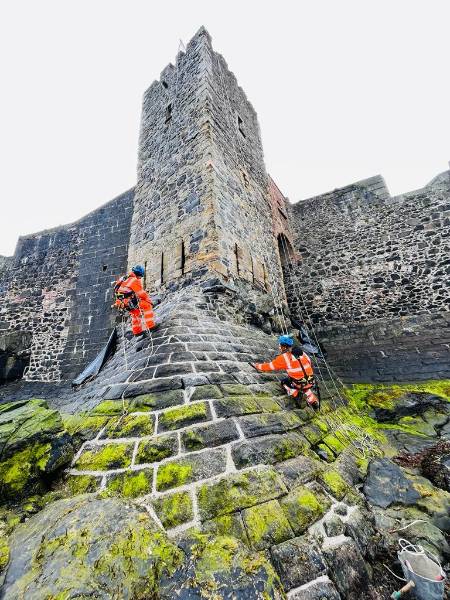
114 265 155 337
252 335 320 410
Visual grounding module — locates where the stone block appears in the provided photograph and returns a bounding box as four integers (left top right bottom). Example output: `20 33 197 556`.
153 491 193 529
189 384 223 400
156 448 226 491
280 485 331 535
237 412 302 438
214 395 260 417
276 456 323 489
197 466 287 520
158 402 211 432
155 363 193 378
124 377 183 396
242 500 294 550
232 432 309 469
181 420 239 451
318 470 351 501
323 538 371 600
106 468 153 498
270 536 327 590
130 390 184 411
100 414 154 439
202 512 249 545
135 435 178 465
74 442 134 471
288 578 341 600
219 383 253 396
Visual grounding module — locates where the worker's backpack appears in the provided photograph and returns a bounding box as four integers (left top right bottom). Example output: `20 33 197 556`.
113 276 138 312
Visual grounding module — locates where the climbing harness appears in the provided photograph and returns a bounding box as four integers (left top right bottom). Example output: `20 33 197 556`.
389 539 446 600
113 276 139 313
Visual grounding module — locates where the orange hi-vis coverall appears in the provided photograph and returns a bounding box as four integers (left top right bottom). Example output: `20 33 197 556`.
254 351 314 382
117 273 155 335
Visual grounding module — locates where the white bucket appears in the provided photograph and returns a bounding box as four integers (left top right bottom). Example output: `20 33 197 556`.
397 539 446 600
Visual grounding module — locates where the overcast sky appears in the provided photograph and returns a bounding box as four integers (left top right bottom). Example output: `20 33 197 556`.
1 1 449 256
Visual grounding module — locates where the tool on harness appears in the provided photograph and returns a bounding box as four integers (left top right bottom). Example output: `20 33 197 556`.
112 277 139 312
392 539 446 600
292 351 320 410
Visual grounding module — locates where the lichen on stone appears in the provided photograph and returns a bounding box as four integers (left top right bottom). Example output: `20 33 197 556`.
156 461 193 491
153 490 193 528
158 402 209 431
74 442 133 471
106 468 153 498
280 485 330 534
242 499 293 550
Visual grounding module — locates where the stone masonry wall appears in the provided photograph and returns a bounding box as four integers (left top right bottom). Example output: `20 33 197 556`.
285 172 450 382
0 190 133 382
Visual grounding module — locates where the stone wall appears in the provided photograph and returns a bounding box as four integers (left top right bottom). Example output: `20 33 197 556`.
0 190 133 382
286 172 450 382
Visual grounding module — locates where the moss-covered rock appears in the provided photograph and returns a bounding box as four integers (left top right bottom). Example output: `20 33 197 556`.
135 435 178 464
61 413 109 445
197 467 287 520
202 513 250 545
1 495 184 599
74 442 133 471
174 532 284 598
214 395 261 417
65 474 101 495
90 399 129 416
0 443 51 500
101 413 154 439
280 485 330 534
242 499 294 550
158 402 210 431
106 468 153 498
153 491 193 528
130 389 185 411
156 449 227 492
318 469 350 500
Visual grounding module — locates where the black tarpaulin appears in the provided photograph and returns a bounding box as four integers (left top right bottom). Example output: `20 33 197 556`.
72 328 117 387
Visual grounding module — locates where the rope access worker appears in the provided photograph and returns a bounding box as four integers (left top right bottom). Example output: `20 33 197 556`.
252 335 320 410
113 265 155 337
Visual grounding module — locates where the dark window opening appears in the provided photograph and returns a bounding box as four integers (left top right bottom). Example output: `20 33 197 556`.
102 265 107 272
160 252 165 284
161 81 168 89
165 104 172 124
237 115 246 138
278 208 288 220
234 243 240 276
180 240 186 275
277 234 295 268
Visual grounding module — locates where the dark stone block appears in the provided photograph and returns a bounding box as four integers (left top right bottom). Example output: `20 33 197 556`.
155 363 193 378
270 536 327 590
125 377 183 396
181 420 240 451
194 362 220 373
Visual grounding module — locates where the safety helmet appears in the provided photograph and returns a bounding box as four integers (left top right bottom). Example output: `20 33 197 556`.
132 265 145 277
278 335 294 347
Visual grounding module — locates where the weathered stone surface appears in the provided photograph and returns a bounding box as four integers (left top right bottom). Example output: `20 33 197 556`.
153 491 193 529
106 468 153 498
181 420 239 452
275 455 323 489
214 395 260 417
135 434 178 464
202 512 249 545
232 432 309 469
280 485 331 535
242 499 294 550
323 538 371 600
167 532 284 599
288 578 342 600
1 495 183 599
101 413 154 439
189 384 223 401
237 412 302 438
156 448 227 491
158 402 211 432
324 514 345 537
74 442 134 471
270 536 327 590
363 458 420 508
197 467 287 520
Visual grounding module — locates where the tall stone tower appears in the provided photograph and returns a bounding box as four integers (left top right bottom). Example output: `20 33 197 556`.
129 27 285 303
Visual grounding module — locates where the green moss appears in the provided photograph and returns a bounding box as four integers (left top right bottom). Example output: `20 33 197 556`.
190 385 223 401
255 397 282 413
135 436 177 464
62 414 109 441
272 435 307 463
280 485 329 534
158 402 209 431
106 469 153 498
214 396 260 416
182 430 204 451
202 514 249 545
317 444 335 462
397 416 436 436
156 462 193 491
65 474 100 495
242 500 293 550
0 443 51 499
220 384 252 396
197 468 286 520
153 491 193 528
322 434 346 455
0 534 9 572
319 470 349 500
103 414 154 439
74 443 133 471
91 400 129 416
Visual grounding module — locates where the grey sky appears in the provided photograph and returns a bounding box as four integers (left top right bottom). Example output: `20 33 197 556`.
1 0 449 256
